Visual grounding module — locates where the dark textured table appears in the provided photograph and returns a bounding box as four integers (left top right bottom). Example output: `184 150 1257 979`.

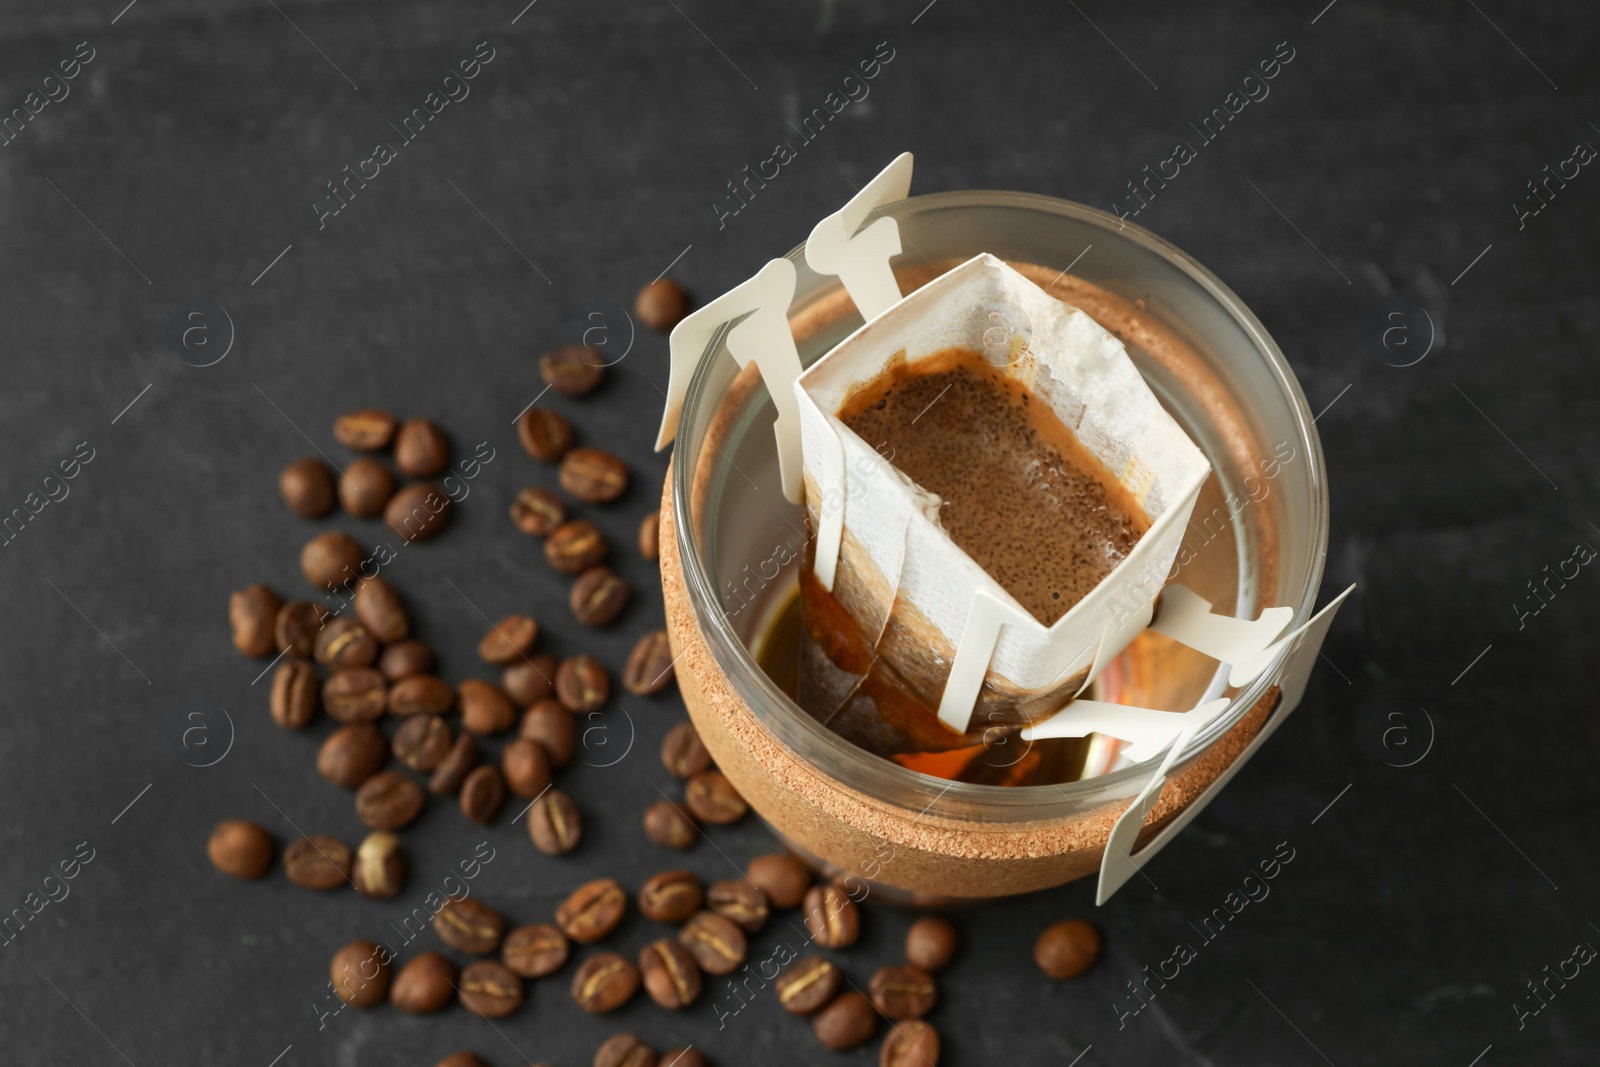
2 1 1596 1063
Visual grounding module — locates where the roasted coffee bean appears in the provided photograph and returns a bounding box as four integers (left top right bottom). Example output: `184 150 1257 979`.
385 482 453 542
502 738 552 798
207 820 273 880
331 939 391 1008
707 880 768 933
458 679 516 734
353 577 407 643
322 667 388 723
436 897 506 955
435 1055 486 1067
318 722 389 788
394 714 453 771
459 960 523 1018
815 991 876 1051
635 278 688 331
517 406 573 462
638 870 703 923
660 721 711 778
282 457 337 518
571 952 638 1013
391 951 456 1014
395 417 449 477
528 788 582 854
906 917 958 972
557 878 627 942
640 938 702 1010
559 448 627 503
430 734 480 795
510 486 566 536
379 638 435 681
870 964 937 1020
229 584 280 657
643 801 696 850
684 771 746 825
275 600 328 660
502 923 569 979
546 519 609 575
638 510 660 561
335 409 397 450
460 764 507 824
284 835 352 890
300 531 363 589
881 1020 941 1067
355 770 425 830
353 831 407 899
1033 919 1100 979
596 1032 657 1067
622 630 674 695
803 885 860 948
389 674 455 716
555 654 609 712
339 457 395 518
270 658 319 729
679 911 746 975
479 613 539 666
314 616 377 670
659 1048 706 1067
572 567 629 627
520 700 575 768
747 853 810 909
775 956 840 1016
541 345 606 397
504 654 558 706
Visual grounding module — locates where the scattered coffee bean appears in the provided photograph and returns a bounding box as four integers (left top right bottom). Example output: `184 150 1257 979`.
640 937 702 1010
435 1055 485 1067
881 1020 941 1067
229 584 280 657
559 448 628 503
353 577 407 643
571 952 639 1013
504 653 558 706
557 878 627 943
775 956 840 1016
521 700 576 768
322 667 388 723
644 800 696 850
746 853 810 909
541 345 606 397
660 722 711 778
331 939 391 1008
870 964 937 1020
389 674 455 716
270 658 319 729
394 715 452 771
572 567 629 626
638 870 703 924
1033 919 1100 979
458 679 516 734
815 990 875 1051
660 1048 705 1067
459 959 523 1018
334 409 397 450
282 457 336 518
355 769 426 830
684 771 746 825
318 722 389 788
395 417 450 478
511 486 566 536
353 831 407 900
528 788 582 854
502 923 569 979
517 406 573 462
478 613 539 665
436 897 506 955
803 885 860 948
385 483 453 542
300 531 362 590
207 820 273 880
379 638 435 681
638 510 660 561
429 733 480 795
679 911 746 975
284 835 352 890
622 630 674 695
314 616 377 670
545 519 608 574
556 655 609 714
906 917 957 972
275 600 328 660
460 764 507 824
502 738 552 798
596 1032 657 1067
339 457 395 518
635 278 687 332
707 880 768 933
391 951 456 1014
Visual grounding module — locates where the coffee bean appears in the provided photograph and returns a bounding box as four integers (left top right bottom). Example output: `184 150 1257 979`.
679 911 746 975
572 567 629 626
881 1020 941 1067
314 616 377 670
355 770 425 830
638 870 703 924
775 956 840 1016
460 764 507 824
559 448 628 503
339 457 395 518
571 952 638 1013
517 406 573 462
331 939 391 1008
385 483 453 542
458 679 516 734
430 734 480 795
282 458 336 518
275 600 328 660
906 917 957 972
284 835 352 890
435 1055 486 1067
389 674 455 716
229 584 281 657
747 853 810 909
596 1033 657 1067
555 654 609 713
1033 919 1100 979
510 486 566 536
557 878 627 942
644 800 696 850
528 788 582 854
802 885 860 948
207 820 273 880
436 897 506 955
660 1048 706 1067
870 964 937 1020
815 991 875 1051
635 278 688 331
622 630 674 695
459 960 523 1018
352 831 406 899
541 345 606 397
270 659 319 729
520 700 576 768
322 667 388 723
684 771 745 825
379 639 435 681
660 722 711 778
392 951 457 1014
504 654 558 707
502 738 551 798
300 531 362 589
394 714 453 771
707 880 768 933
479 613 539 666
334 409 397 450
638 510 660 561
545 520 608 574
395 417 450 478
502 923 569 979
640 937 702 1010
353 577 407 643
318 723 389 788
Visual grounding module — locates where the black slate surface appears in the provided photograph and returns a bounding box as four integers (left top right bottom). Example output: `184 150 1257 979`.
1 0 1597 1064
